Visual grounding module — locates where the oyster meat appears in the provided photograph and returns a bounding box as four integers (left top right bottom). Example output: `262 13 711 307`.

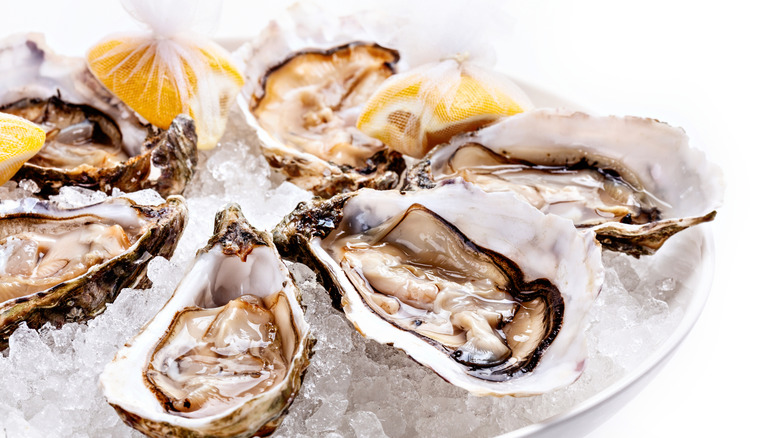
0 34 198 197
274 180 603 395
238 20 405 197
407 109 724 256
101 204 313 437
0 192 187 348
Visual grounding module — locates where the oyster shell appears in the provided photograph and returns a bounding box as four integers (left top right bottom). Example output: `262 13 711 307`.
0 34 198 197
237 20 406 198
0 192 187 349
274 180 603 396
101 204 313 437
407 109 724 256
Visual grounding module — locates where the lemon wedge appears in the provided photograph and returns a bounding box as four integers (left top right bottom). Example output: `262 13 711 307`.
0 113 46 185
357 62 532 158
87 37 244 149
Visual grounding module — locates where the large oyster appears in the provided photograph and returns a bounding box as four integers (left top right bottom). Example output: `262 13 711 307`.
274 180 603 396
407 109 724 256
237 18 406 198
0 34 197 197
0 192 187 348
101 204 313 437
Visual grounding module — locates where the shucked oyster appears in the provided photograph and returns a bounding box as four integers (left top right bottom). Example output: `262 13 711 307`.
407 109 724 256
238 18 405 198
0 34 197 197
101 204 313 437
0 192 187 348
274 180 603 395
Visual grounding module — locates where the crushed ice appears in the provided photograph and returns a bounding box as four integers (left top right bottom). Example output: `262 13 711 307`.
0 106 686 437
48 186 109 208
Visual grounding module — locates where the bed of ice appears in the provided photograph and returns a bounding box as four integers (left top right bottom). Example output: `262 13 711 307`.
0 107 685 438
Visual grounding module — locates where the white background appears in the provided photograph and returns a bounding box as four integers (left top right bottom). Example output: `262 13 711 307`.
1 1 776 437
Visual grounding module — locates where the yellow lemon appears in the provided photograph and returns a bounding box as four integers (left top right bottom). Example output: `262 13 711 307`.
357 64 530 158
0 113 46 185
86 37 244 149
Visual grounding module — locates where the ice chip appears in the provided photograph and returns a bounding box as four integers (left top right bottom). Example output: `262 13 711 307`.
17 179 39 194
350 411 388 438
119 188 165 206
49 186 109 208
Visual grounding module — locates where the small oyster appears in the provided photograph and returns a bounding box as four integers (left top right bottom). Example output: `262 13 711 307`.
407 109 724 256
0 34 197 197
0 192 187 348
101 204 313 437
274 180 603 396
238 20 405 198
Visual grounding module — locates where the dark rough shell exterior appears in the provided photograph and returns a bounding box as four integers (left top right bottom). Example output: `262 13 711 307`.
263 146 407 199
591 211 717 257
201 203 272 259
272 194 353 310
0 196 188 349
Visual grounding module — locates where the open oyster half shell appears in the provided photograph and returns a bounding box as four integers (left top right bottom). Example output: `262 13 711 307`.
407 109 725 256
236 17 406 198
0 34 198 197
0 193 187 349
101 204 313 437
274 180 604 396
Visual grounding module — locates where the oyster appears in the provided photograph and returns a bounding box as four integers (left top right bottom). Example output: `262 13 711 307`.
0 34 197 197
274 180 603 396
407 109 724 256
101 204 313 437
238 20 405 198
0 192 187 348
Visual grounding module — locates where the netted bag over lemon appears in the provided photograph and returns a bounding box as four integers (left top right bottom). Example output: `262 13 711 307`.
356 0 533 158
357 59 533 158
0 113 45 185
86 0 243 149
